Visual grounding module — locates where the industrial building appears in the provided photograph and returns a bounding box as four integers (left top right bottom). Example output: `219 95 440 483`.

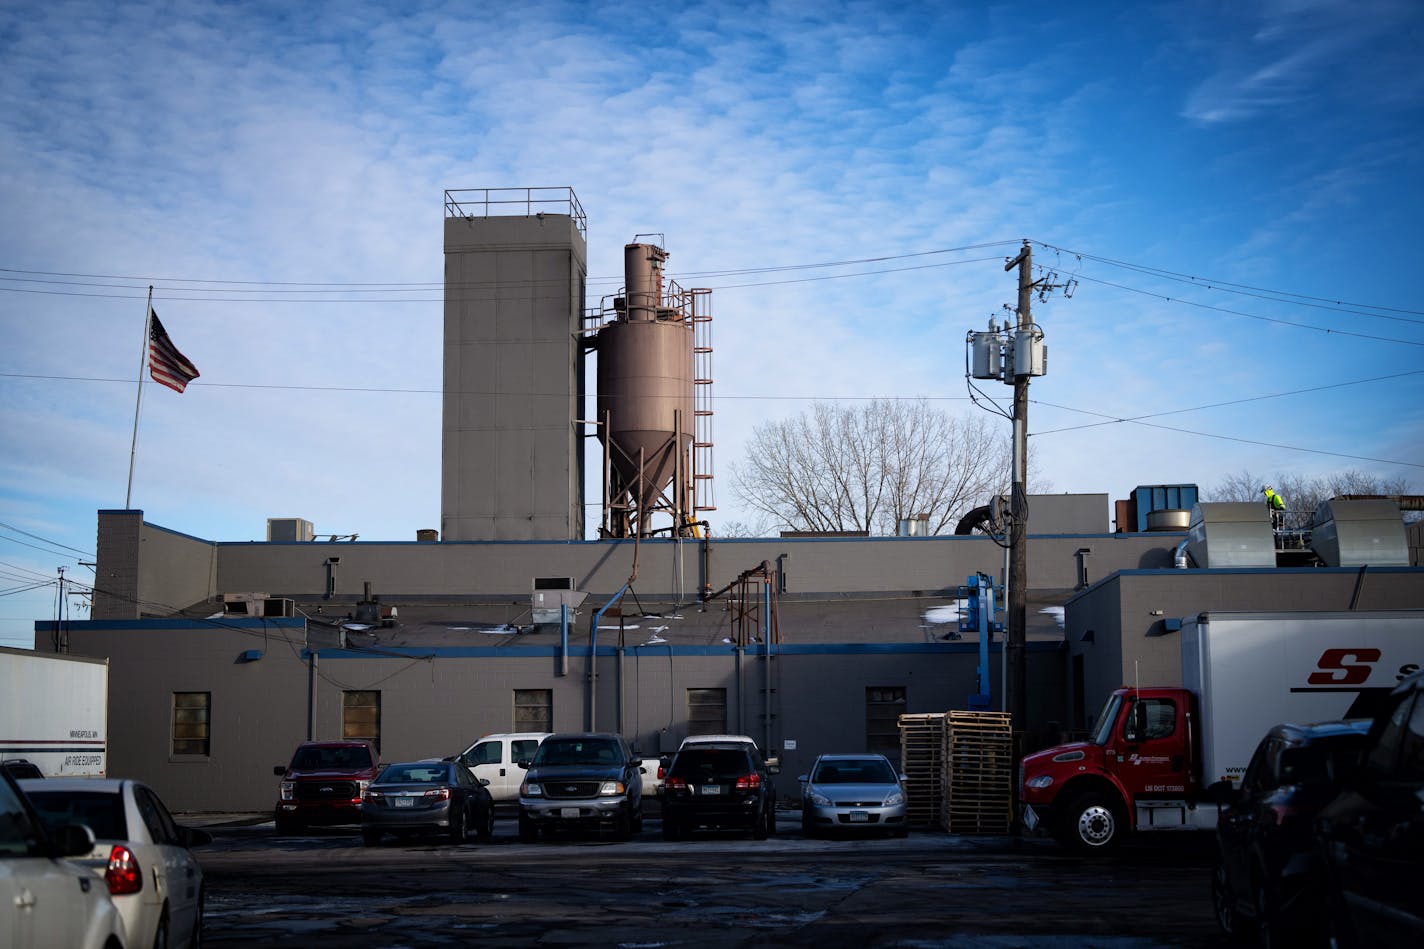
31 188 1424 813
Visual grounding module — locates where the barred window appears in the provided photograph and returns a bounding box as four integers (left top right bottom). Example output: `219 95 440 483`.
687 688 727 735
342 691 381 753
866 686 906 762
172 692 210 757
514 689 552 732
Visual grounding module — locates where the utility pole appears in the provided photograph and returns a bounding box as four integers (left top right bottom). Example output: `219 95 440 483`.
1004 240 1032 732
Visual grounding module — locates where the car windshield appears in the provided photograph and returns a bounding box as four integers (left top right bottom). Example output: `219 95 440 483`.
24 790 128 841
1281 734 1369 785
671 750 748 780
534 738 623 766
1089 694 1123 746
0 780 48 857
291 746 372 770
376 764 448 785
813 759 896 784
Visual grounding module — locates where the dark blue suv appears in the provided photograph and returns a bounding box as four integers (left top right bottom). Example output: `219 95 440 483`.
1315 669 1424 948
1211 719 1371 944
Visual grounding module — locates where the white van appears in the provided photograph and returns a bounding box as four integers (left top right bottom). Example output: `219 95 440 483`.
457 733 550 802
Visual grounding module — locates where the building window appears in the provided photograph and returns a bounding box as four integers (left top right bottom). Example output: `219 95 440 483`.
342 691 381 752
172 692 210 757
687 688 727 735
514 689 552 732
866 686 906 762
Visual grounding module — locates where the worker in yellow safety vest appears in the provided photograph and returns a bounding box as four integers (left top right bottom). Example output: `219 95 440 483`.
1262 485 1286 530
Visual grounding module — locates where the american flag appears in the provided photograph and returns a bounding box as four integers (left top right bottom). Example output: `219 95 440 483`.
148 309 200 393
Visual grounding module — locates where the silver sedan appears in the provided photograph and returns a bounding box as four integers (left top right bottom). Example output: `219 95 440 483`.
799 754 909 838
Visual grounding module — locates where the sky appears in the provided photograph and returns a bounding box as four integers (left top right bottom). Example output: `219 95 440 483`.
3 0 1422 648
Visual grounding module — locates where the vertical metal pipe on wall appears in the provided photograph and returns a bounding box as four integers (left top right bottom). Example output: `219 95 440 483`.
763 580 772 759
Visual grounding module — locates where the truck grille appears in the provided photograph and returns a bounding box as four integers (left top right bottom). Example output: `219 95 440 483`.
296 781 358 801
544 780 602 799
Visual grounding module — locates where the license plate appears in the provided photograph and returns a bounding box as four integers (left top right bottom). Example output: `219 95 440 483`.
848 810 869 822
700 785 722 795
393 797 414 808
560 807 581 818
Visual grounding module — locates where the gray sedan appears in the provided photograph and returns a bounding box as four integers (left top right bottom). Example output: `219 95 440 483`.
799 754 909 837
361 760 494 846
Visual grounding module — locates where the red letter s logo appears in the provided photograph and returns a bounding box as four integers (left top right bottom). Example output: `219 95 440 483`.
1307 648 1382 685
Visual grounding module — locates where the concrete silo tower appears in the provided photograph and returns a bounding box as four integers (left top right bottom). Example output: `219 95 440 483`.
593 241 714 538
441 188 588 541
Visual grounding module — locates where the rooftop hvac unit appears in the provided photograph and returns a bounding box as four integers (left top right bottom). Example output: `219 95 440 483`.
1184 503 1276 569
1309 499 1409 567
222 593 295 617
267 518 314 543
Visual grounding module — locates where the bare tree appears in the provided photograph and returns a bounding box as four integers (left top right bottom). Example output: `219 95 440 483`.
729 399 1012 535
1205 468 1415 528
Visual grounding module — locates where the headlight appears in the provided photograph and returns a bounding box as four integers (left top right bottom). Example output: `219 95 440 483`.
1026 774 1054 789
808 790 831 807
883 790 905 807
598 781 626 796
280 781 294 801
522 782 543 797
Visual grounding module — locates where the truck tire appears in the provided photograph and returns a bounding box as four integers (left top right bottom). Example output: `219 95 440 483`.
274 811 300 836
518 814 538 843
1060 791 1124 853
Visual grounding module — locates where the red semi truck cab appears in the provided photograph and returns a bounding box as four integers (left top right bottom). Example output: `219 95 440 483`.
1020 686 1207 853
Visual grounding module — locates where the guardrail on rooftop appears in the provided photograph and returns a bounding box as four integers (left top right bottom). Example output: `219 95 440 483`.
444 187 586 237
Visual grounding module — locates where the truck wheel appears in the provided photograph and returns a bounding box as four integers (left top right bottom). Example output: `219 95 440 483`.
1061 791 1124 853
518 814 538 843
614 808 633 841
1211 860 1249 942
661 818 682 841
274 812 299 836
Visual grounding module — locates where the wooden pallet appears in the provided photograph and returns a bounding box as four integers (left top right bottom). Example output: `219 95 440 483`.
898 713 946 828
941 711 1014 835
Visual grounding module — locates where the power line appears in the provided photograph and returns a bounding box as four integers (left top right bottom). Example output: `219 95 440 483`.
1032 368 1424 435
1034 242 1424 319
0 522 95 558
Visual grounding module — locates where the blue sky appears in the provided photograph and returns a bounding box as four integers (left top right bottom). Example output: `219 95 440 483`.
3 0 1422 647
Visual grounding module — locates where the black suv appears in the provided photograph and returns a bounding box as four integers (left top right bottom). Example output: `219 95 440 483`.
1315 669 1424 948
661 741 778 840
517 733 644 841
1210 719 1371 944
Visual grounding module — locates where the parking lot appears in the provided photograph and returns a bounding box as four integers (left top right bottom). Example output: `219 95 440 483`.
195 812 1230 947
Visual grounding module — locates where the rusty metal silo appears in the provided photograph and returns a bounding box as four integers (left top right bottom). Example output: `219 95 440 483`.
594 242 700 538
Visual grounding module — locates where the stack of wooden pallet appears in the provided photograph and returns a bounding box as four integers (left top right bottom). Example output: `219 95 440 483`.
897 712 946 828
941 710 1014 834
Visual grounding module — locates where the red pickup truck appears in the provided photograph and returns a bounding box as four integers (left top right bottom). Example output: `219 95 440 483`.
273 739 380 834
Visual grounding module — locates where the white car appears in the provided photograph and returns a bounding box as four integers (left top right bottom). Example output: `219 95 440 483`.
22 778 209 949
0 772 126 949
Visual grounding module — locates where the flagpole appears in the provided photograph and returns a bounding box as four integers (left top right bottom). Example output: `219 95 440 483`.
125 286 154 509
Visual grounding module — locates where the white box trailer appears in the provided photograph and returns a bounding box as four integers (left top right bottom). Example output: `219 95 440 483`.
1184 610 1424 789
0 647 108 777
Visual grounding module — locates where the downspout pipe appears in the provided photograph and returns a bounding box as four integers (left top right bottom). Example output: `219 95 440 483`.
588 580 631 732
559 604 569 677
